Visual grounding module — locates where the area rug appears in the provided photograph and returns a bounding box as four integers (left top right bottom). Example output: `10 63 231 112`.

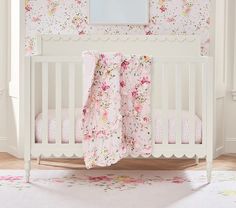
0 170 235 208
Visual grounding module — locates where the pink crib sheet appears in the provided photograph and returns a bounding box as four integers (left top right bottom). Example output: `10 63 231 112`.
35 109 202 144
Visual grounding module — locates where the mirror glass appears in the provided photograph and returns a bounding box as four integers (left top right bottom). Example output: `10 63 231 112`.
89 0 149 25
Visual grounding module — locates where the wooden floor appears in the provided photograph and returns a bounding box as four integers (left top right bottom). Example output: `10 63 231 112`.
0 153 236 170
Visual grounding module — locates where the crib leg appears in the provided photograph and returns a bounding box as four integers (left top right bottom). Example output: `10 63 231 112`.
195 156 199 165
206 159 212 183
37 155 41 165
24 160 31 183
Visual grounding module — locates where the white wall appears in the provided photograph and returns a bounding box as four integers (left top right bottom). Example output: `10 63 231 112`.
0 0 8 152
7 0 25 157
224 0 236 153
0 0 25 157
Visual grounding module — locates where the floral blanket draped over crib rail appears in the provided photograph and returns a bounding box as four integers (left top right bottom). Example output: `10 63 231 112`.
82 51 152 169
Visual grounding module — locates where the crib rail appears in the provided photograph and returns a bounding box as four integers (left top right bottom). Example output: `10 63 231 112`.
28 56 213 158
31 57 81 148
152 57 213 158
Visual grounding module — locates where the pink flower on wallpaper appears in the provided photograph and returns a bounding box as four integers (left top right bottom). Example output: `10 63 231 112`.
25 0 32 12
121 60 130 70
25 38 34 55
75 0 82 4
167 17 176 23
32 16 41 22
158 0 167 13
47 0 60 16
72 13 88 33
158 0 166 6
182 0 193 16
143 117 149 122
160 5 167 13
84 134 92 141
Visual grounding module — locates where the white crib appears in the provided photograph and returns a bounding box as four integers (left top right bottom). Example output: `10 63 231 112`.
24 35 214 183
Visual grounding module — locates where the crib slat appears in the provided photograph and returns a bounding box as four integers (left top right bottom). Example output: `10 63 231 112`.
42 63 48 144
175 64 182 145
161 64 168 145
189 64 196 145
69 63 75 144
31 62 35 144
55 63 62 144
202 63 207 146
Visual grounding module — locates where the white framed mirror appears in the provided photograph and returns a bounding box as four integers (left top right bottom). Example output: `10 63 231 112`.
89 0 149 25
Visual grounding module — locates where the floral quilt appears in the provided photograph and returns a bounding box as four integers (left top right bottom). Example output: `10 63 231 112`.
82 51 152 168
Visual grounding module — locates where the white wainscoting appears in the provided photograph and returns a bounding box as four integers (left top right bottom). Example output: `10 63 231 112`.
224 0 236 153
225 138 236 153
0 92 7 152
0 137 7 152
215 98 225 157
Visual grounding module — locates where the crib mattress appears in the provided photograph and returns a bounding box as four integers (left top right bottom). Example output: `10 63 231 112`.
35 109 202 144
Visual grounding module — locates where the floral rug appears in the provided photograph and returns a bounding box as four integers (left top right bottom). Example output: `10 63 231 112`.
0 170 235 208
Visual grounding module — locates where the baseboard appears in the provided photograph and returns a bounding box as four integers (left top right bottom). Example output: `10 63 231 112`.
0 139 21 158
215 146 225 158
225 138 236 153
0 137 7 152
7 145 20 158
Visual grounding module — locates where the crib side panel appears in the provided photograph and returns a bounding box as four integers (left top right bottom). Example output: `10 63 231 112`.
152 57 212 158
29 55 212 159
30 56 83 157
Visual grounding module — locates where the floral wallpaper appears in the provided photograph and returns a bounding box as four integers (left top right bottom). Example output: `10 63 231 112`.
25 0 210 55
